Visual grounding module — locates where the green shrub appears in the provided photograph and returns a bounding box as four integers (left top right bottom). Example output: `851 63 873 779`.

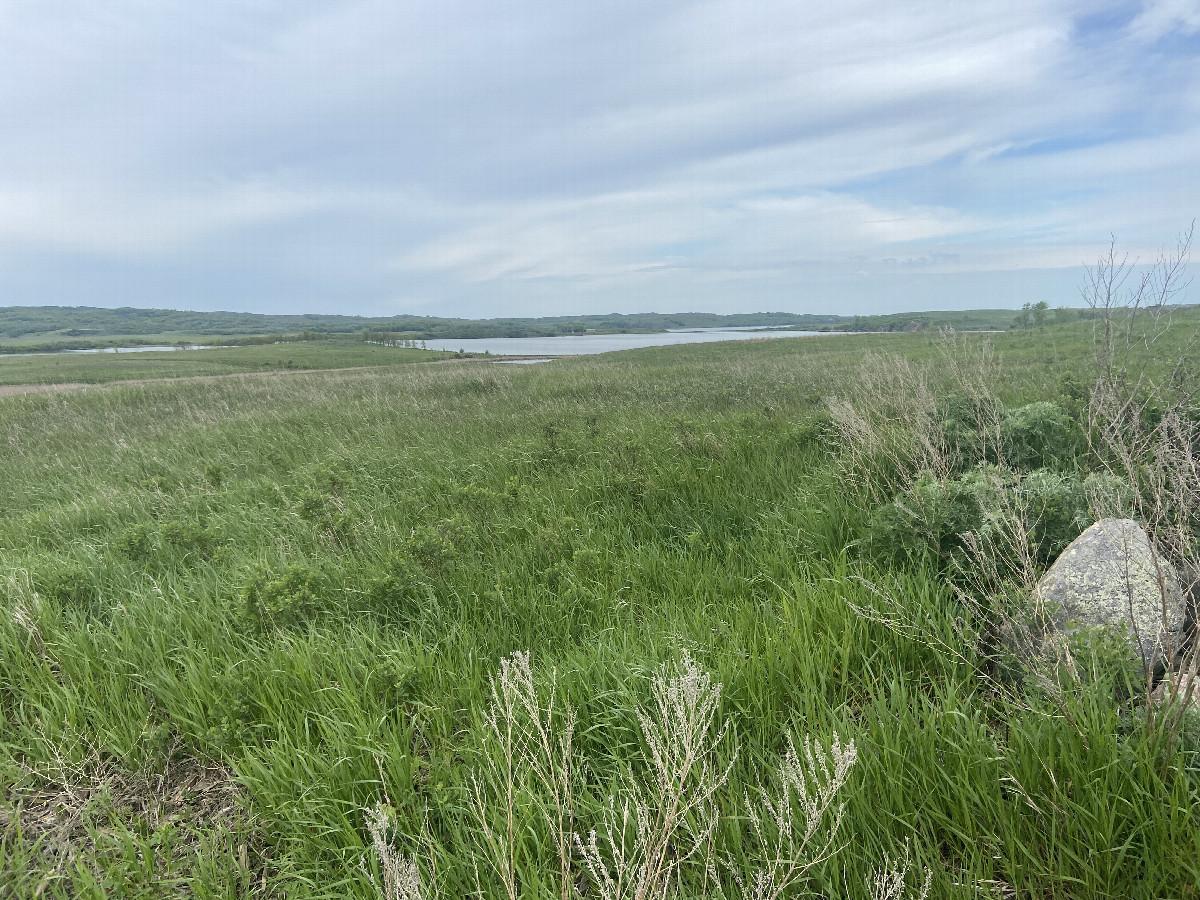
403 517 474 575
295 488 357 548
938 395 1004 468
1014 470 1131 560
159 519 222 561
864 470 989 563
364 554 426 623
115 523 156 562
865 467 1131 567
115 519 223 566
241 564 324 630
33 562 101 613
201 668 264 751
937 398 1083 473
139 474 174 493
999 401 1084 470
359 518 478 622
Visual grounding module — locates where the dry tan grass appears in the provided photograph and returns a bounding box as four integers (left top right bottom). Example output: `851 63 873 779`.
368 651 865 900
1081 226 1200 743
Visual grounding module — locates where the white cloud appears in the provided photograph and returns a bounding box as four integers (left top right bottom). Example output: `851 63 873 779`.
0 0 1195 313
0 182 383 252
1129 0 1200 42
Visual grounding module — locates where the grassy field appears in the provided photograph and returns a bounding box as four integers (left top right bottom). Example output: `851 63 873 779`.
0 343 452 387
3 309 1172 389
1 323 1198 899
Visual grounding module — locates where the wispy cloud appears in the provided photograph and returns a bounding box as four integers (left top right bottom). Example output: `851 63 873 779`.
0 0 1195 314
1129 0 1200 42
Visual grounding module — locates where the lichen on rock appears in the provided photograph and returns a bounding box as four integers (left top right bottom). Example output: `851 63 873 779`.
1034 518 1187 667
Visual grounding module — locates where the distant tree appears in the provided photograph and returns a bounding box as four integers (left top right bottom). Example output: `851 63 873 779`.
1031 301 1050 327
1013 303 1032 330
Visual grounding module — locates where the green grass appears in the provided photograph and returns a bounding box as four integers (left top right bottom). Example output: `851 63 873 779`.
0 342 451 386
1 328 1198 898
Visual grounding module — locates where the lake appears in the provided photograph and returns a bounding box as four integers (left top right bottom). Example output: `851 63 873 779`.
423 329 836 356
4 330 841 360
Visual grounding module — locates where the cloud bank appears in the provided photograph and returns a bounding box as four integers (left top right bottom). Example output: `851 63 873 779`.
1 0 1197 315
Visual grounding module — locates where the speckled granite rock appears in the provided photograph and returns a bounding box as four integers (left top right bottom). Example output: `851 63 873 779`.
1035 518 1187 664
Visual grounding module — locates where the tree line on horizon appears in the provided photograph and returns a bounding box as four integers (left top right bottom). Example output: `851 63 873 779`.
4 302 1173 354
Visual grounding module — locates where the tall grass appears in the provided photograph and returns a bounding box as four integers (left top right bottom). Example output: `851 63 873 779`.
0 341 447 387
1 330 1198 898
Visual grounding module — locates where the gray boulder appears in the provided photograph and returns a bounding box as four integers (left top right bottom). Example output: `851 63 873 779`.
1151 674 1200 710
1034 518 1187 666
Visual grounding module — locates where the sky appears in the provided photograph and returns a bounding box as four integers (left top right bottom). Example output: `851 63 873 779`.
0 1 1198 318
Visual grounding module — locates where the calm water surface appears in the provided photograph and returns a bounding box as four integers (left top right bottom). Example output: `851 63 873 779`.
425 329 834 356
5 330 841 360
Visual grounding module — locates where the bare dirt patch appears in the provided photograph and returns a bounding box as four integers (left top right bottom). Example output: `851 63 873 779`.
1 739 271 895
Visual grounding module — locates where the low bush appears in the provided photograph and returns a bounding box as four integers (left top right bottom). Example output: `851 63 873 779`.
32 561 102 614
865 466 1130 567
865 468 998 564
404 517 476 575
364 554 427 624
115 518 224 567
241 564 326 631
938 397 1084 473
997 400 1085 470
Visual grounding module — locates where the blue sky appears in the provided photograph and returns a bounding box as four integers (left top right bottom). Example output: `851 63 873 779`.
0 0 1197 317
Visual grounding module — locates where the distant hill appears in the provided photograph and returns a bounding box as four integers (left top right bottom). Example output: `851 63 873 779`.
0 306 841 342
825 307 1090 333
0 304 1098 352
